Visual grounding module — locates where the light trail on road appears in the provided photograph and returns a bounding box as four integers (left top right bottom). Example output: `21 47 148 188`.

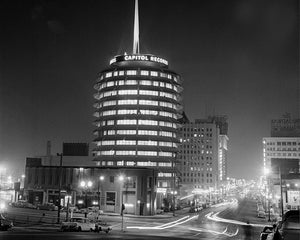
126 215 198 230
206 211 271 227
189 225 239 237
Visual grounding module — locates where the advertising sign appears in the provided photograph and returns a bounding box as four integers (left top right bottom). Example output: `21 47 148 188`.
287 190 300 206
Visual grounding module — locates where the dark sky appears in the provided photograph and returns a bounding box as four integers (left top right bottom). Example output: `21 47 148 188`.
0 0 299 179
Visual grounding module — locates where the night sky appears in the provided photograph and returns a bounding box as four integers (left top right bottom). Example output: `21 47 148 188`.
0 0 299 179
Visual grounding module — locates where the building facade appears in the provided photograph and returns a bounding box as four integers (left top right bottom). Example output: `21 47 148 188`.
177 116 229 203
263 114 300 216
24 158 157 215
93 54 183 193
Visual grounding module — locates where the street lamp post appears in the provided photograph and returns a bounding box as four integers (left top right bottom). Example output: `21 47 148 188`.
118 175 125 232
80 180 93 217
98 176 104 210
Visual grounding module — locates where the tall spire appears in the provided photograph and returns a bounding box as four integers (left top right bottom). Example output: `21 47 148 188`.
133 0 140 54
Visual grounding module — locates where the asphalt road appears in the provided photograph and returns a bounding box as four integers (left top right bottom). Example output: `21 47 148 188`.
1 197 270 239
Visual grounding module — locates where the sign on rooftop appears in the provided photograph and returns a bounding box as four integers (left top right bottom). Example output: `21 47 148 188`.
63 143 89 156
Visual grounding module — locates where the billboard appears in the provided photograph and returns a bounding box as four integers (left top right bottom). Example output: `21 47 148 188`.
63 143 89 156
270 158 299 174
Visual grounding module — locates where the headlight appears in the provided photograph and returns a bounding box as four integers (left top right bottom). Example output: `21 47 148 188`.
0 202 6 210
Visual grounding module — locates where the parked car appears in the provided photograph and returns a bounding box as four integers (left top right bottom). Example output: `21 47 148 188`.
94 220 112 233
259 225 274 240
277 210 300 240
0 214 13 231
37 203 58 211
156 209 164 214
258 210 266 218
60 217 95 232
11 200 36 209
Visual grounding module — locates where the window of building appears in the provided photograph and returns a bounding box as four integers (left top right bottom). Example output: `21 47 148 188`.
126 70 137 75
110 176 114 183
141 70 149 76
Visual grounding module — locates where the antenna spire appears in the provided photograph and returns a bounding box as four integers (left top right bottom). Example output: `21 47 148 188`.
133 0 140 54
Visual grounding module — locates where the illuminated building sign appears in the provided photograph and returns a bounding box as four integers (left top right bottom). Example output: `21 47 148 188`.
156 187 167 193
110 54 168 66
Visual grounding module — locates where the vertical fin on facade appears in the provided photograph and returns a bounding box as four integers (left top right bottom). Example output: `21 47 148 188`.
133 0 140 54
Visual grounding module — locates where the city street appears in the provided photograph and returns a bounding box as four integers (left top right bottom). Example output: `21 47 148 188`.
1 197 272 239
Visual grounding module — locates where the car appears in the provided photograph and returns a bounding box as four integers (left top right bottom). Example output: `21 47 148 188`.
94 220 112 233
0 214 13 231
60 217 95 232
259 225 274 240
156 209 164 214
11 200 36 209
277 210 300 240
258 210 266 218
37 203 58 211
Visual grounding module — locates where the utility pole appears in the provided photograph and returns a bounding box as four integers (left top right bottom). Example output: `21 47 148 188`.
57 153 63 223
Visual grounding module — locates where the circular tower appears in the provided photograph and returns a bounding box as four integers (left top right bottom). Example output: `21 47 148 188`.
93 54 183 171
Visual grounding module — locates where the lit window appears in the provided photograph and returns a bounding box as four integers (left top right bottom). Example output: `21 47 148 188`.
159 152 172 157
160 73 167 78
118 80 124 85
165 83 172 89
117 109 137 115
159 142 173 147
105 72 112 78
107 130 115 135
137 151 157 156
160 82 165 87
118 99 138 105
139 90 158 96
107 120 114 125
107 161 114 165
100 150 115 155
141 70 149 76
137 161 157 166
116 151 136 155
117 119 137 125
140 109 158 115
119 71 124 76
103 91 117 97
113 71 118 76
125 80 138 85
102 110 116 116
140 80 152 86
117 130 136 135
158 162 172 167
119 89 138 95
126 70 137 75
139 100 158 106
117 161 124 166
116 140 136 145
138 130 157 136
159 111 174 118
138 119 158 125
167 74 172 79
103 101 116 106
159 131 173 137
106 81 114 87
153 81 159 86
101 140 115 145
138 140 157 146
150 71 158 76
126 161 135 166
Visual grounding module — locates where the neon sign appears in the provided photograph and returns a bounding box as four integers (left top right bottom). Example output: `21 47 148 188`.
110 54 168 66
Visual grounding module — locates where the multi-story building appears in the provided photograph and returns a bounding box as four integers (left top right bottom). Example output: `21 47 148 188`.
177 116 229 203
263 114 300 215
24 157 157 215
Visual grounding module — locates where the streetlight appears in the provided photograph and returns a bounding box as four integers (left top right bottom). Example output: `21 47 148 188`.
80 180 93 217
97 176 104 210
118 175 125 231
